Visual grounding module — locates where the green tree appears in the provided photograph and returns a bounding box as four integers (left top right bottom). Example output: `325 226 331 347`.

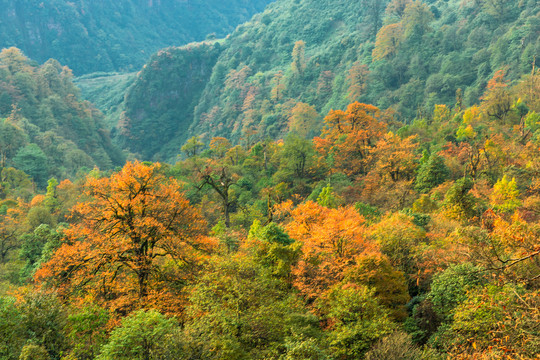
0 297 24 360
248 221 301 280
43 178 59 210
18 291 68 360
274 133 317 187
282 337 330 360
345 255 410 321
66 304 109 360
97 309 181 360
428 263 487 322
365 332 442 360
316 184 339 209
13 144 49 186
401 1 434 38
445 285 539 358
184 255 320 359
443 177 478 221
0 119 26 167
181 136 204 158
288 102 320 138
415 154 450 193
324 284 396 359
291 40 306 76
490 175 521 212
19 344 50 360
19 224 63 280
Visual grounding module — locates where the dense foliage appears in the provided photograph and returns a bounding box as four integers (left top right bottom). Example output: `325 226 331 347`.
74 72 137 130
103 0 539 160
1 0 540 359
117 43 223 160
0 0 274 74
0 48 123 186
1 67 539 358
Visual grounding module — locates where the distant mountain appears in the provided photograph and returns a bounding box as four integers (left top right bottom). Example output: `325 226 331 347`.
83 0 539 161
0 0 274 74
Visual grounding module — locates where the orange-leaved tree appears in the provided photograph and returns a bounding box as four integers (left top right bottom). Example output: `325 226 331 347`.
314 102 386 177
372 23 403 61
481 69 513 121
0 205 25 263
285 201 379 303
36 161 213 313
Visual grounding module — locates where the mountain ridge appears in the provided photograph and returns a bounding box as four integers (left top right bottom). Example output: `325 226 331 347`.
0 0 275 74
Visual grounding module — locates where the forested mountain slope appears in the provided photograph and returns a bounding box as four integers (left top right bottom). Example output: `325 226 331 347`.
0 0 274 74
75 72 137 130
115 0 539 161
0 48 123 186
117 42 223 160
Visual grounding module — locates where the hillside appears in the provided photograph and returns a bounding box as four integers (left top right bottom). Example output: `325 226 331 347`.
0 48 123 186
117 42 223 160
113 0 539 161
1 1 540 359
75 72 137 130
0 0 274 74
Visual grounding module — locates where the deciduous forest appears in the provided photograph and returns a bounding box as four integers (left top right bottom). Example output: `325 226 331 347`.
0 0 539 359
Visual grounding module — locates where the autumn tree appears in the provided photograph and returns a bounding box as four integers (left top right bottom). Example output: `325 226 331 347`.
369 132 418 183
467 215 540 286
209 137 232 159
372 23 403 61
181 136 204 158
0 206 24 263
360 132 419 209
271 71 286 101
285 201 377 302
36 161 212 313
453 109 490 180
288 102 320 138
385 0 412 20
481 69 513 121
0 47 32 74
197 163 240 228
314 102 386 177
401 0 434 38
490 175 521 213
224 65 252 90
291 40 306 76
347 62 370 102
